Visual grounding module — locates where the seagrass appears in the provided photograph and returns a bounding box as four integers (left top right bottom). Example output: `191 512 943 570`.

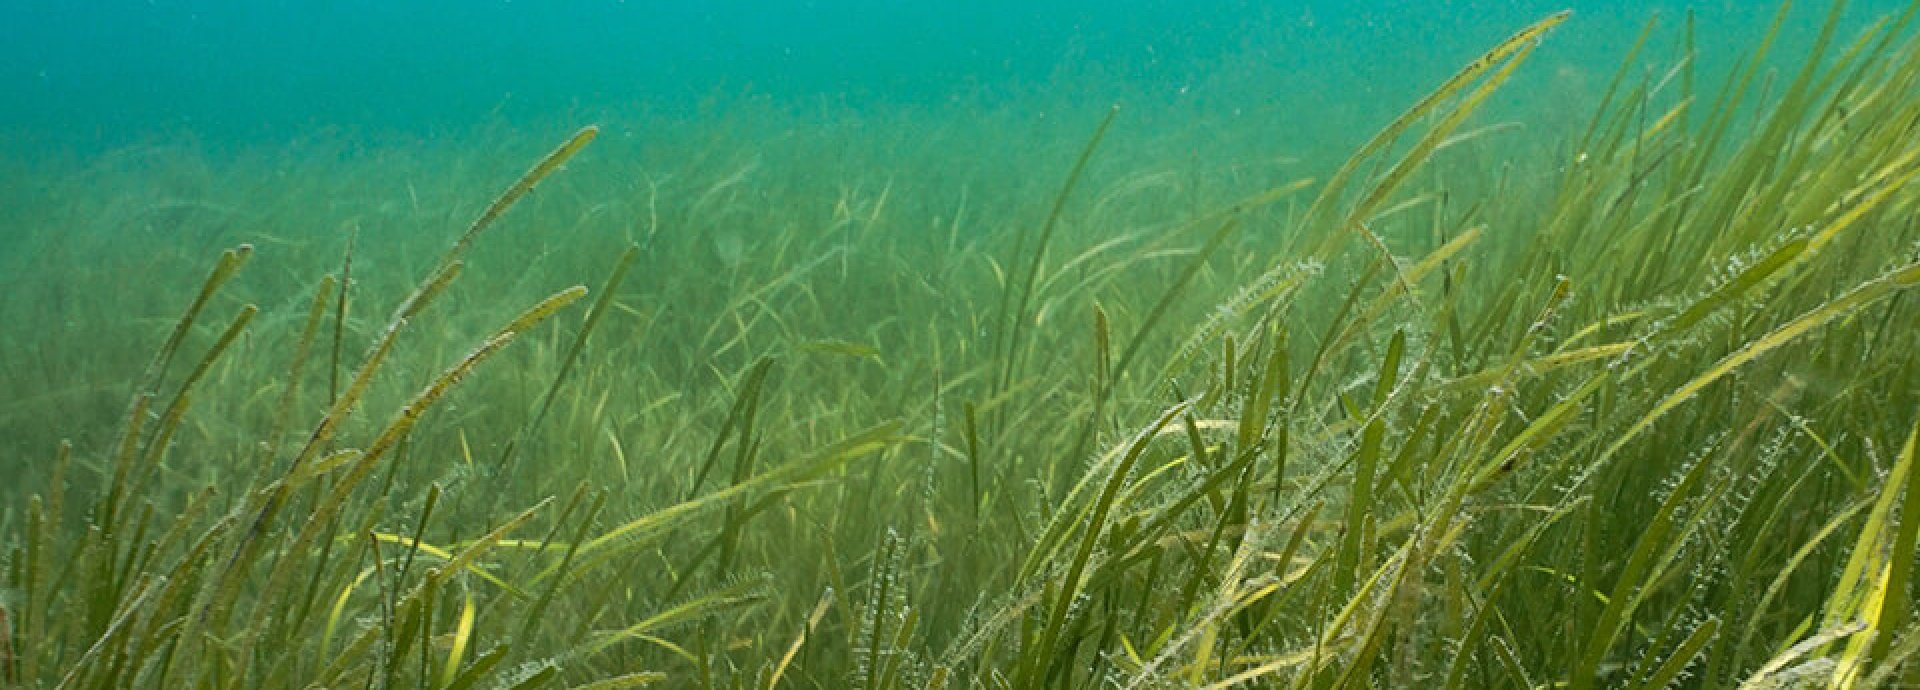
4 3 1920 688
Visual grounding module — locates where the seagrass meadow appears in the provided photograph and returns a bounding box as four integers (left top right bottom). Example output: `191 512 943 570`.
3 2 1920 688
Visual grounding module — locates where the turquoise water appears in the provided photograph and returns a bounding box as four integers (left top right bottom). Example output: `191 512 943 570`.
0 1 1900 151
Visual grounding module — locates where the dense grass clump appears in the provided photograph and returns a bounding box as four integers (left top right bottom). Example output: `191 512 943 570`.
4 3 1920 688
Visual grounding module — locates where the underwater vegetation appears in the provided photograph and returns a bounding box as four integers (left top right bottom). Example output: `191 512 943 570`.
4 3 1920 688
